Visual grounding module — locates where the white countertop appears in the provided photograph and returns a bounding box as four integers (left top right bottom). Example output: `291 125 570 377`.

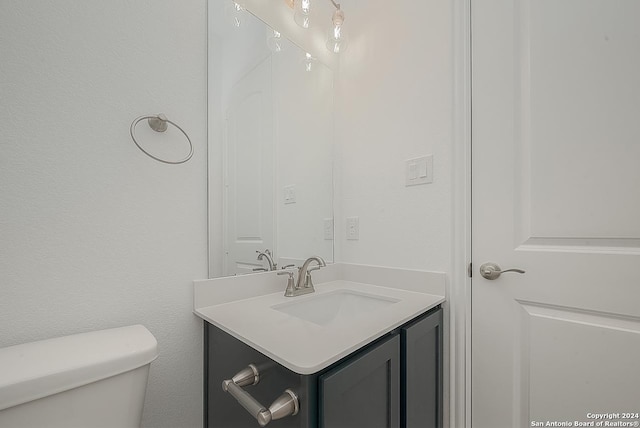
194 277 444 374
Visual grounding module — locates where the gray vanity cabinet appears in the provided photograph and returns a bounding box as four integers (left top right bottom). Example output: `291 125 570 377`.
204 306 442 428
319 334 400 428
402 307 443 428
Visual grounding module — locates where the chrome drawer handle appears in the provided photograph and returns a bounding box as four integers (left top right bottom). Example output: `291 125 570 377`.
222 364 299 427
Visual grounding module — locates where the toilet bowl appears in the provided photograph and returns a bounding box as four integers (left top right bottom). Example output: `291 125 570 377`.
0 324 158 428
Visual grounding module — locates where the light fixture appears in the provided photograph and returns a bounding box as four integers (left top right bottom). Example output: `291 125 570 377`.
303 52 316 72
267 29 284 53
326 1 348 54
225 1 245 28
294 0 312 29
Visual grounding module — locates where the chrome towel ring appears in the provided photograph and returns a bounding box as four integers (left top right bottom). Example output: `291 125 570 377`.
129 114 193 164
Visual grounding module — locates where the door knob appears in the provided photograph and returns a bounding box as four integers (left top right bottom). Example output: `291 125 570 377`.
479 262 525 280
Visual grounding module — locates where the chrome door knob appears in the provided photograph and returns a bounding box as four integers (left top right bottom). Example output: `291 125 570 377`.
479 262 525 280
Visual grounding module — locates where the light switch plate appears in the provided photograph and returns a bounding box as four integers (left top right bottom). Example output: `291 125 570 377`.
405 155 433 186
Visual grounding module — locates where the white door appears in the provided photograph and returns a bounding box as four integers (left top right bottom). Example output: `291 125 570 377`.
472 1 640 427
224 56 275 275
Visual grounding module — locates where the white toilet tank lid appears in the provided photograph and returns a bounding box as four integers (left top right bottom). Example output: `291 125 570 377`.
0 324 158 411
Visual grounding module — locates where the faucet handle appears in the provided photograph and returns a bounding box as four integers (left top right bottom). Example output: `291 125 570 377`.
277 271 294 277
278 271 296 297
303 271 317 288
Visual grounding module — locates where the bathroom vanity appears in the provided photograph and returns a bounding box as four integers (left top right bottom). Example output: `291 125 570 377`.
194 264 446 428
204 306 442 428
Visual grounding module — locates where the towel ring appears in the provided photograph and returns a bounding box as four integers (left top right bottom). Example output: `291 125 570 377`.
129 114 193 164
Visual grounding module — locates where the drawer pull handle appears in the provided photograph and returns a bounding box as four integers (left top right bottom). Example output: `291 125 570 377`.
222 364 299 427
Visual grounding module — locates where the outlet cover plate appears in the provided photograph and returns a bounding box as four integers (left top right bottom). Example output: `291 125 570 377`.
324 218 334 240
284 185 296 204
346 217 359 240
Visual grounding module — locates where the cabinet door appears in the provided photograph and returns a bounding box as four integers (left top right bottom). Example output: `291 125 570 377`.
319 335 400 428
205 322 312 428
401 308 443 428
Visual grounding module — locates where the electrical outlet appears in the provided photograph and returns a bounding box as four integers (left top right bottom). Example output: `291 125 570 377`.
284 185 296 204
346 217 359 240
324 218 334 240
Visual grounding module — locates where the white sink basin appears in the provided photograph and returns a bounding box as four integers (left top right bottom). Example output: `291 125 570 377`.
271 290 399 326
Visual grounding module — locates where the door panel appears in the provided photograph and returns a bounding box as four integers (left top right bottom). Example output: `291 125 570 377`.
224 56 274 275
519 0 640 241
523 303 640 424
472 1 640 427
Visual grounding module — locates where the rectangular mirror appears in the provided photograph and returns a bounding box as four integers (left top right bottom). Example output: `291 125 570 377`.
208 1 334 277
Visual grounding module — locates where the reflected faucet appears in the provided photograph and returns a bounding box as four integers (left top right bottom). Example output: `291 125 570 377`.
256 249 276 271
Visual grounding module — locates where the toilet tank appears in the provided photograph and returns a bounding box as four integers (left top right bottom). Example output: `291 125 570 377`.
0 325 158 428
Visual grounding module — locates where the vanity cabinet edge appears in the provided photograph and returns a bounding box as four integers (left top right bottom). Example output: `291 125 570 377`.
401 306 443 428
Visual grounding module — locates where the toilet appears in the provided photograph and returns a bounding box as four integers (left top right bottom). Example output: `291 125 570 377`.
0 324 158 428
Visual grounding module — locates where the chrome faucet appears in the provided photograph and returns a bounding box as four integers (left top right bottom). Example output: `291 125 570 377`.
255 249 276 271
277 256 326 297
277 256 325 297
296 256 326 290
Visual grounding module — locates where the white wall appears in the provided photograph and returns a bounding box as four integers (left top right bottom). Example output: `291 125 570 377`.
334 3 455 425
0 1 207 427
274 45 334 263
335 0 453 273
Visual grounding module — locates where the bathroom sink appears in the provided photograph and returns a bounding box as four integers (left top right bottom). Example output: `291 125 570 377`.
271 290 399 326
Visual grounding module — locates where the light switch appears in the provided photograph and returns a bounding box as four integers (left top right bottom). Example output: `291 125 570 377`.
409 162 418 180
418 160 428 178
405 155 433 186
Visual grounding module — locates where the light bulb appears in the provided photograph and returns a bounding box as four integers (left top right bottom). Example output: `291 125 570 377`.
303 52 316 72
225 1 245 28
294 0 312 29
326 7 348 53
266 29 284 53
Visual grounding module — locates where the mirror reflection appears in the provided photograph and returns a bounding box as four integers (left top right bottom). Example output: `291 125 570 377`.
208 1 334 277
